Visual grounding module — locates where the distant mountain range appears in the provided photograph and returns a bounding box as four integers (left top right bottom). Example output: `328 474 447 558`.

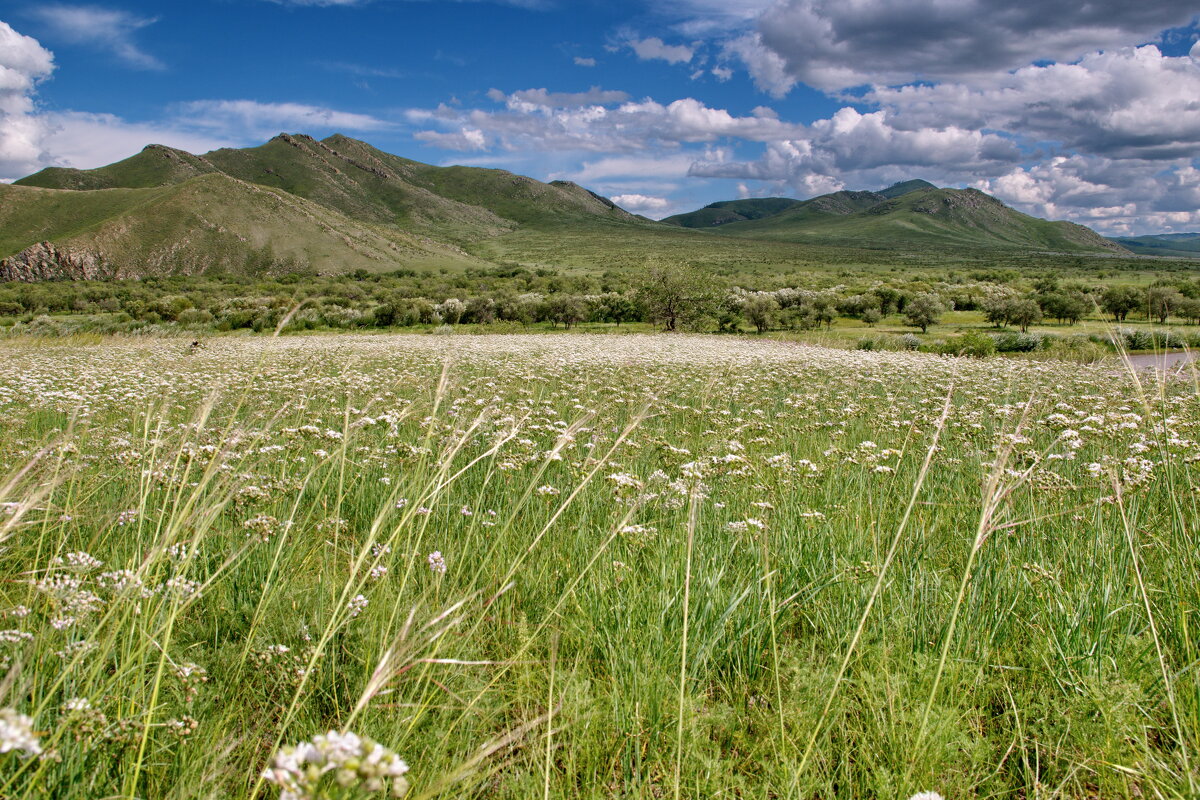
663 179 1124 254
0 136 1133 281
1109 233 1200 258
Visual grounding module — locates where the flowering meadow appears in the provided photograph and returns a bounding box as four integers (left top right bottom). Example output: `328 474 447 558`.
0 332 1198 799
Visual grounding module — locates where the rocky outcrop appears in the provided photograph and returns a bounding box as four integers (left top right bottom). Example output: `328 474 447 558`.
0 242 111 282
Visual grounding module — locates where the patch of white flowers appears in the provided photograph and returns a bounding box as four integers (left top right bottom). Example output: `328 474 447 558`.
263 730 409 799
0 709 41 756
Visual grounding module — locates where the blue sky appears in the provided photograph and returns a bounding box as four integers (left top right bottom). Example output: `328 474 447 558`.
1 0 1198 234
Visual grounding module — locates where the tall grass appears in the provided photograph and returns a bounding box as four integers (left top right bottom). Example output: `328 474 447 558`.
0 333 1196 798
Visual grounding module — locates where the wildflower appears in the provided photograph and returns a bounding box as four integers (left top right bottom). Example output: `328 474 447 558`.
162 577 201 599
243 514 284 543
347 595 369 618
427 551 447 575
0 709 41 756
263 730 409 800
116 509 138 526
166 544 192 562
0 630 33 644
535 485 559 496
173 662 209 703
165 716 199 740
52 551 103 572
56 640 97 660
3 606 29 619
460 505 473 516
98 570 153 598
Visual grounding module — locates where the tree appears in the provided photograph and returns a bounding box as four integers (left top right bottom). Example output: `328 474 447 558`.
634 262 722 332
860 308 882 327
742 295 780 334
903 292 946 333
1176 296 1200 325
1100 285 1142 322
544 295 586 329
435 297 465 325
1039 291 1092 325
1007 298 1043 332
981 294 1013 328
1147 287 1183 324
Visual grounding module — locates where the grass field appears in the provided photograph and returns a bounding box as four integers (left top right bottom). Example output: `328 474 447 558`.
1 333 1198 799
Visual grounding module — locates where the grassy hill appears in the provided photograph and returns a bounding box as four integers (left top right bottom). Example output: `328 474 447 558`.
662 198 803 228
1111 233 1200 258
706 186 1125 254
6 138 1130 280
0 174 485 276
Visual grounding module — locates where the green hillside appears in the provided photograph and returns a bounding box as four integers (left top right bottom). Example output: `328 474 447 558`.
4 136 1130 281
878 178 937 198
662 198 803 228
1111 234 1200 258
712 187 1124 253
15 144 217 191
0 174 485 276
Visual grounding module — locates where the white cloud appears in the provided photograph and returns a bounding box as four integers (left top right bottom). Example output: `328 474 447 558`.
688 106 1020 187
409 93 805 154
717 0 1198 93
612 193 672 214
974 156 1200 235
31 5 163 70
487 86 630 109
573 56 596 67
0 21 55 179
566 154 697 181
174 100 393 139
37 111 234 170
866 45 1200 160
0 22 392 180
625 36 694 65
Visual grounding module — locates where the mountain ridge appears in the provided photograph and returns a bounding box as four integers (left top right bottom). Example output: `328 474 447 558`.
5 138 1129 281
666 181 1124 254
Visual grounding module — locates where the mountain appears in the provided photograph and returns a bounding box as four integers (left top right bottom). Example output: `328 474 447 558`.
668 183 1125 254
1110 233 1200 258
3 144 1131 282
0 172 485 279
5 133 651 278
662 198 802 228
878 179 937 198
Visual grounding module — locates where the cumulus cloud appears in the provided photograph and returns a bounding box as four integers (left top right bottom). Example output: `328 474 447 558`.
0 21 55 179
487 86 630 108
975 156 1200 235
37 111 234 171
611 193 672 214
174 100 393 138
573 56 596 67
688 107 1020 188
31 5 163 70
409 93 805 154
566 154 697 182
624 35 694 65
0 21 391 180
866 45 1200 160
719 0 1198 93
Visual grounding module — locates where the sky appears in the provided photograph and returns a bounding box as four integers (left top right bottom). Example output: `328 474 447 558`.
0 1 1198 235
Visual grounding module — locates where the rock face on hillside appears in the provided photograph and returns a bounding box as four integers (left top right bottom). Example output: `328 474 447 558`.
0 242 111 282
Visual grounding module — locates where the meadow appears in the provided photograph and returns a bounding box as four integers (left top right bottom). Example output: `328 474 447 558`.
1 332 1198 799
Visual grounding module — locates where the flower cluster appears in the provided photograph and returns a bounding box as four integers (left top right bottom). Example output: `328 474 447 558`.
263 730 409 799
